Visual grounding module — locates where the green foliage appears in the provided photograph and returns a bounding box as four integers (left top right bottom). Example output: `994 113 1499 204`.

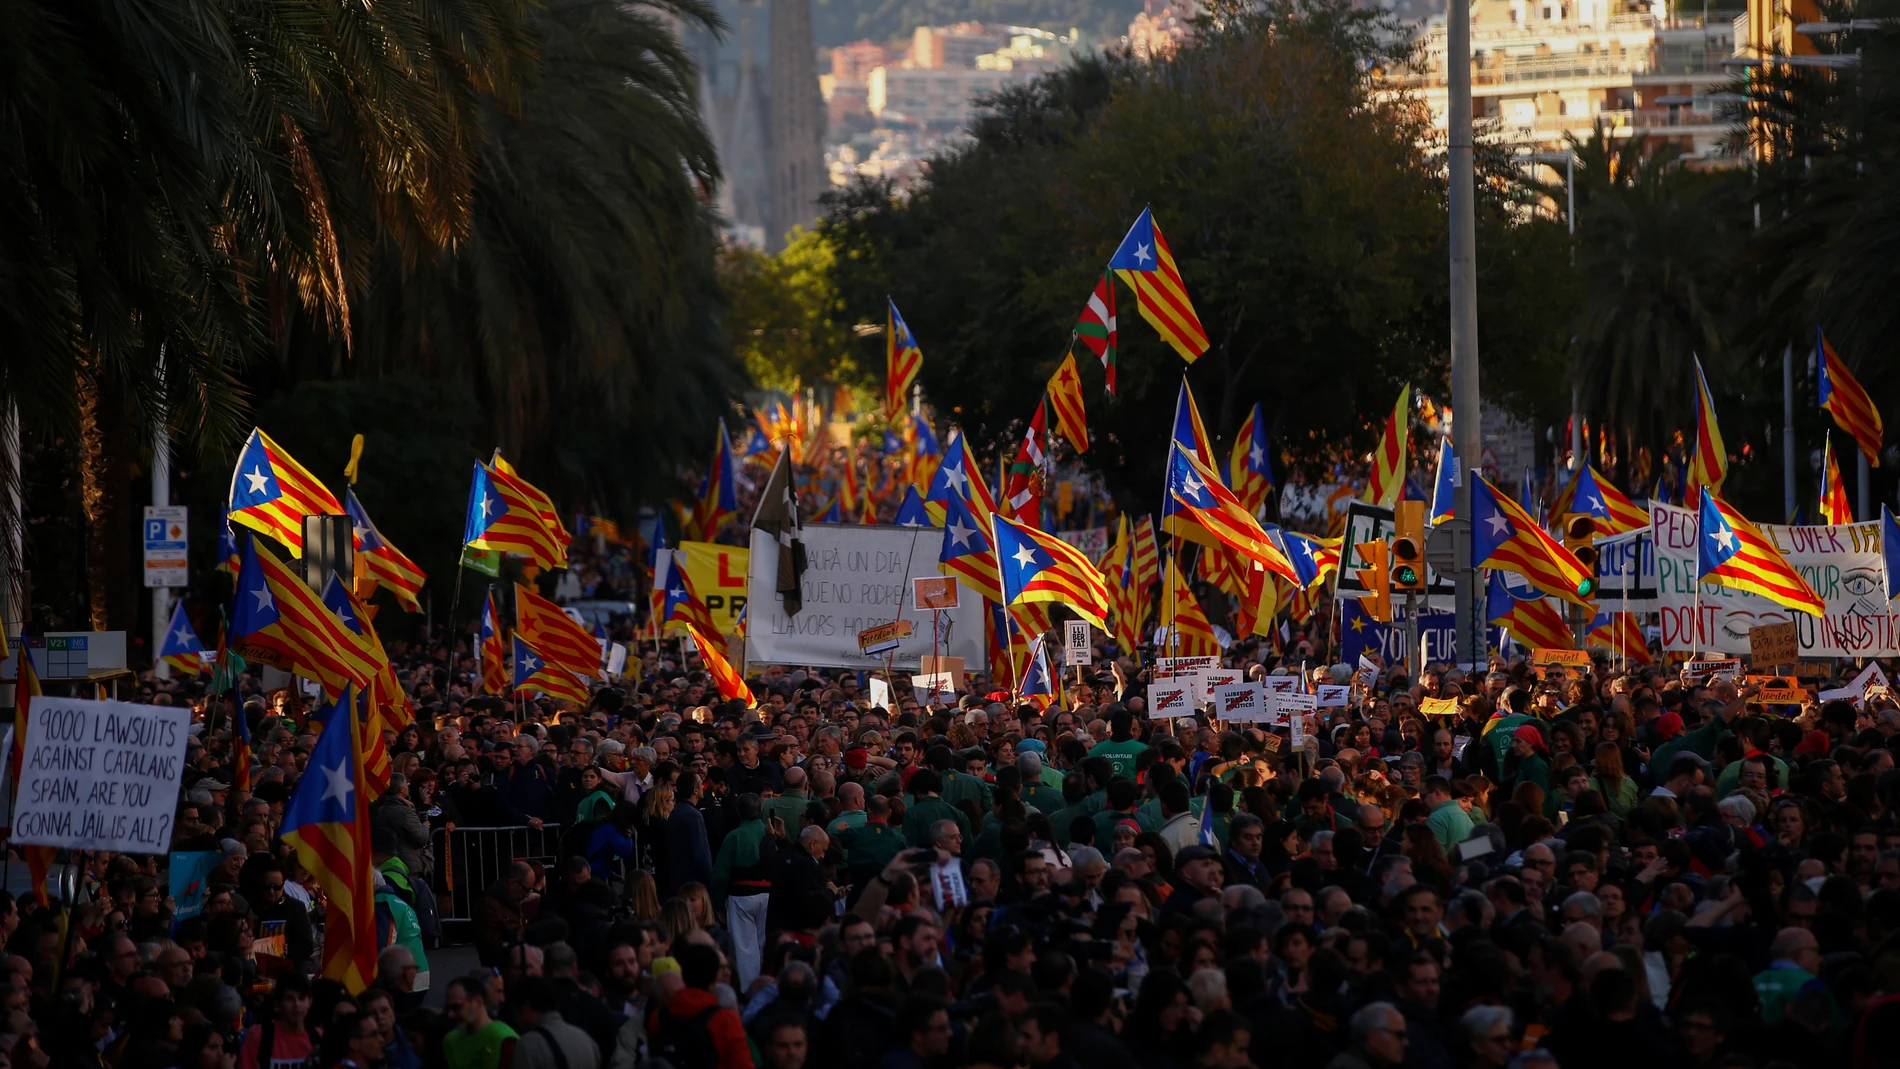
819 0 1572 507
719 228 868 391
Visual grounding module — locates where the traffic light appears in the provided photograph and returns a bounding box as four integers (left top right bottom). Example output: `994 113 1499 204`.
1353 539 1391 622
1392 501 1426 592
1563 513 1600 599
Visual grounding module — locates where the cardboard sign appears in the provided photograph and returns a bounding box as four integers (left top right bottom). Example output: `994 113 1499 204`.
1531 648 1591 667
1264 676 1301 694
1262 732 1284 754
857 619 915 655
867 677 892 710
1685 658 1743 681
912 577 961 610
1745 675 1807 704
918 655 965 678
1147 681 1193 718
1196 668 1241 704
1268 691 1318 726
13 696 189 853
1213 682 1269 723
1065 620 1093 666
1316 684 1350 708
1419 696 1461 717
1750 622 1799 669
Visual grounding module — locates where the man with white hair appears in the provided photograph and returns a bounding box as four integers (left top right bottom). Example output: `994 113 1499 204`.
1018 752 1063 814
1328 1002 1409 1069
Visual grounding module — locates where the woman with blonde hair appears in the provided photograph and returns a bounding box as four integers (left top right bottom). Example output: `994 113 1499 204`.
658 897 697 940
624 870 662 922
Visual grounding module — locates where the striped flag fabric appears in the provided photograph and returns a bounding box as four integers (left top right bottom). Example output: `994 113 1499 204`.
282 686 377 993
157 602 209 676
480 590 509 695
1820 436 1853 525
1429 438 1457 525
1697 488 1825 615
464 462 567 570
1109 207 1209 362
319 576 403 799
344 490 426 612
992 512 1111 629
686 624 751 704
1818 330 1883 465
886 298 924 417
938 491 1002 602
517 583 605 678
1366 385 1411 508
1161 553 1219 655
692 421 739 541
216 519 242 576
1485 571 1572 650
490 453 571 558
894 486 933 527
1587 610 1654 664
1568 464 1650 536
1687 357 1728 493
1165 443 1300 586
1470 471 1595 606
226 429 343 558
512 634 590 705
230 536 376 698
910 414 942 490
1103 515 1142 654
1229 402 1274 516
1161 379 1218 546
1047 353 1090 453
1076 268 1118 393
1016 633 1058 710
1004 401 1049 525
1132 513 1161 594
659 550 721 637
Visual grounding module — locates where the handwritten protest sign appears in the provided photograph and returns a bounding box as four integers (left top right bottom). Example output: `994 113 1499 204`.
14 696 188 853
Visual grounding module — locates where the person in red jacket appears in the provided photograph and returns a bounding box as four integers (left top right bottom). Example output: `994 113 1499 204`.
648 942 754 1069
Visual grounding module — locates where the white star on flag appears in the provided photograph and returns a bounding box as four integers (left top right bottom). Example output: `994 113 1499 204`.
251 586 274 611
172 627 193 645
942 462 968 494
320 761 354 807
1485 514 1511 536
947 520 976 548
244 467 271 495
1710 527 1737 552
1182 473 1204 497
1012 545 1039 570
1134 242 1153 265
1249 445 1265 467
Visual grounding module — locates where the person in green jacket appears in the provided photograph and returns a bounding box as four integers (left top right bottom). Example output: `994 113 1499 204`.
1017 753 1064 815
1507 724 1550 794
1753 928 1825 1024
1586 741 1640 819
573 766 618 824
1424 777 1473 853
838 795 908 881
763 767 813 830
1047 772 1094 847
710 793 779 989
375 872 430 992
901 769 972 848
1090 710 1149 780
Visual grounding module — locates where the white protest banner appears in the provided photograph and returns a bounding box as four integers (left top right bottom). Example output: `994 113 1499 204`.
1269 690 1318 726
1316 684 1351 708
1264 676 1301 694
1196 668 1241 704
1157 656 1217 678
746 526 987 670
1821 661 1889 704
1147 680 1193 718
1213 683 1269 723
1652 503 1899 656
1684 658 1743 681
14 696 188 853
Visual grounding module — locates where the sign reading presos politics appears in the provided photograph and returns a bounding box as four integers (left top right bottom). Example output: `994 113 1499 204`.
1147 681 1192 718
1213 682 1268 723
14 696 188 853
746 526 986 671
1651 504 1900 656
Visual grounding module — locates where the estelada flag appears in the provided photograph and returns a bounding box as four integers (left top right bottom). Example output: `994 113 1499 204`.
938 491 1002 603
1587 610 1654 664
1485 572 1571 651
1228 402 1273 516
1819 436 1853 526
282 688 377 992
886 298 924 418
1470 470 1595 607
1818 329 1883 465
227 429 343 558
1109 207 1208 363
1687 357 1728 493
511 634 590 705
1697 487 1824 616
1164 443 1299 586
344 490 426 612
1046 353 1090 453
1565 464 1650 537
517 583 604 678
992 512 1111 629
1366 385 1410 508
1160 553 1219 655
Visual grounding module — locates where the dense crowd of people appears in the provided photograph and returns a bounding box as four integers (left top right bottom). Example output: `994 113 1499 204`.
8 622 1900 1069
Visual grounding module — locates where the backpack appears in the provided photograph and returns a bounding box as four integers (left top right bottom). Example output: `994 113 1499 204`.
649 1004 721 1069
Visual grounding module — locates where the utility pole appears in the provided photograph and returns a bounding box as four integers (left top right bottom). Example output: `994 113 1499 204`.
1449 0 1483 670
1783 344 1797 521
151 416 171 679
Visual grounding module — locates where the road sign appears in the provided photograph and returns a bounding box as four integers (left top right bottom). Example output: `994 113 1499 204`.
143 506 188 589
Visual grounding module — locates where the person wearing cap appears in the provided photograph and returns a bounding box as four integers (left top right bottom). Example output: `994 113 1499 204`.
1505 725 1550 794
1162 843 1225 921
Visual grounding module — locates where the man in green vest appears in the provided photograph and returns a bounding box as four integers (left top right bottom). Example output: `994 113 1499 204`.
838 795 908 888
1754 927 1826 1024
1089 710 1149 780
1017 753 1064 816
764 766 813 830
829 781 869 835
1092 779 1157 847
710 792 777 989
933 747 991 814
901 769 971 847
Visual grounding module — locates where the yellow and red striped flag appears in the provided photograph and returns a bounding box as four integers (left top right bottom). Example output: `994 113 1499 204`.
992 513 1111 630
1161 554 1219 655
510 634 589 705
227 429 343 557
688 625 751 705
479 590 509 696
1485 572 1572 650
1228 402 1273 516
1366 385 1411 508
1818 330 1883 465
1164 444 1300 586
1564 464 1650 537
938 491 1003 603
492 453 572 559
344 490 426 612
1687 357 1728 493
230 537 377 698
1588 610 1654 664
1132 514 1160 595
465 462 567 570
282 688 377 992
1046 353 1090 453
517 583 604 678
1819 436 1853 526
1109 208 1208 362
886 299 924 418
1697 488 1824 615
1471 472 1596 606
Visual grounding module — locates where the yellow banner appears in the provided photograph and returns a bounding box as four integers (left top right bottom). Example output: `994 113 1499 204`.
677 541 750 635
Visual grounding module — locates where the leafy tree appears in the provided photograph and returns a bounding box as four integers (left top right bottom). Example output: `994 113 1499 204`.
720 228 868 391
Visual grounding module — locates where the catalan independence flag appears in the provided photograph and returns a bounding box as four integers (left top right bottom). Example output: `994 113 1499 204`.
993 512 1111 629
1366 385 1411 508
479 590 509 695
1165 443 1300 586
1228 402 1274 516
464 462 566 570
1161 553 1219 655
1160 379 1219 547
1132 513 1160 594
686 624 751 705
938 491 1002 603
1470 471 1595 607
1047 353 1090 453
1568 464 1650 536
925 428 996 526
692 421 739 541
282 688 377 993
1484 571 1571 651
1587 610 1654 664
1429 438 1457 525
491 452 571 558
227 429 343 558
516 583 603 679
1819 436 1853 526
1697 487 1825 615
659 550 720 637
230 536 376 698
1016 633 1058 710
157 601 208 676
887 298 924 418
1687 357 1728 493
1109 207 1208 362
344 490 426 612
512 634 589 705
1818 329 1883 465
216 518 242 576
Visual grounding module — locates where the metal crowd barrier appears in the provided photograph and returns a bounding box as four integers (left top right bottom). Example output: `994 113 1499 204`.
429 824 565 926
